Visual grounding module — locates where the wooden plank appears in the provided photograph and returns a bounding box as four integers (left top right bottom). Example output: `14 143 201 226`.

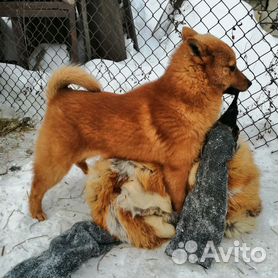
68 7 78 63
0 2 72 11
0 2 72 17
11 17 29 69
0 1 79 67
85 0 127 62
0 10 69 18
122 0 139 51
79 0 92 60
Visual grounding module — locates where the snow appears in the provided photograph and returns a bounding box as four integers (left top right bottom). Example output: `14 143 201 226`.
0 0 278 277
0 130 277 278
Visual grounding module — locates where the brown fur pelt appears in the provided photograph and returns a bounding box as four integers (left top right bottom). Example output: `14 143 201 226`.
85 160 175 249
85 142 261 249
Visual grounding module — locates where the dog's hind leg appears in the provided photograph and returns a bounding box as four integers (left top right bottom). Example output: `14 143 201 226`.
29 155 72 221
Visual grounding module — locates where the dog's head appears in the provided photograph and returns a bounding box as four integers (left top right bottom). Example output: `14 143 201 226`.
178 27 251 92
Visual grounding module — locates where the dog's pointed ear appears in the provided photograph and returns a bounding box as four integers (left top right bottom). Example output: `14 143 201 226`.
187 38 212 65
181 27 212 65
182 27 198 41
188 39 203 57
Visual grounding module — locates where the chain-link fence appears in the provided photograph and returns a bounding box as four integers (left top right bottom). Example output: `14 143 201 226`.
0 0 277 149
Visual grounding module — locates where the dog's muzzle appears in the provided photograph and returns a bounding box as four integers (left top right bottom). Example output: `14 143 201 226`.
247 79 252 88
223 87 240 95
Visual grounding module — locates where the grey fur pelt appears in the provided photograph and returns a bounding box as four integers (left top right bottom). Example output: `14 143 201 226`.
4 221 118 278
165 91 239 268
165 122 236 268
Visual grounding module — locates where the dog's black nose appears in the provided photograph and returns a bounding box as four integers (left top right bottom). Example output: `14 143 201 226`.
247 79 252 88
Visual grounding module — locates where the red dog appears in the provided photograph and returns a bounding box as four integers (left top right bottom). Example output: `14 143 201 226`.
29 27 251 220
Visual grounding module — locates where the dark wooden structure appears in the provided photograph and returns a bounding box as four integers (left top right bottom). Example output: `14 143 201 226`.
76 0 138 62
0 0 138 68
0 1 78 69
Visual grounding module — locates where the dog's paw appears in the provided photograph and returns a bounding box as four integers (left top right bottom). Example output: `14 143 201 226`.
32 210 48 221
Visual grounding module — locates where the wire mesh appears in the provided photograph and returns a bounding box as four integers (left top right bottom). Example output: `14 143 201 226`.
0 0 277 149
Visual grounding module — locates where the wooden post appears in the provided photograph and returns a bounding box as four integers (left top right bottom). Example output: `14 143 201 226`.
79 0 92 60
122 0 139 51
11 17 29 69
68 6 78 63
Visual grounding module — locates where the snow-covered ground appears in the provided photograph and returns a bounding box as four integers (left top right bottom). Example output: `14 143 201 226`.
0 129 277 278
0 0 278 277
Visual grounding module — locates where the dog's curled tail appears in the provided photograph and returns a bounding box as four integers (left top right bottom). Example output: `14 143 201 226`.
47 66 102 101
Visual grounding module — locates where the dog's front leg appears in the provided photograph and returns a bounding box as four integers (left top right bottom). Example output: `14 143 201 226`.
163 166 189 213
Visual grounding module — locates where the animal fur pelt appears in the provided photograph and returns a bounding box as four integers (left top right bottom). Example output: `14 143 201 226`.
85 159 177 248
85 91 261 251
4 221 118 278
165 94 238 268
165 91 253 268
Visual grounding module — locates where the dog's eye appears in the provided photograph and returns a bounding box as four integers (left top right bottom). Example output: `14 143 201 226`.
229 65 236 72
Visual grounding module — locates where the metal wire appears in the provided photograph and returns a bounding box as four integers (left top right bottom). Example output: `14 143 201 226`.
0 0 277 149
